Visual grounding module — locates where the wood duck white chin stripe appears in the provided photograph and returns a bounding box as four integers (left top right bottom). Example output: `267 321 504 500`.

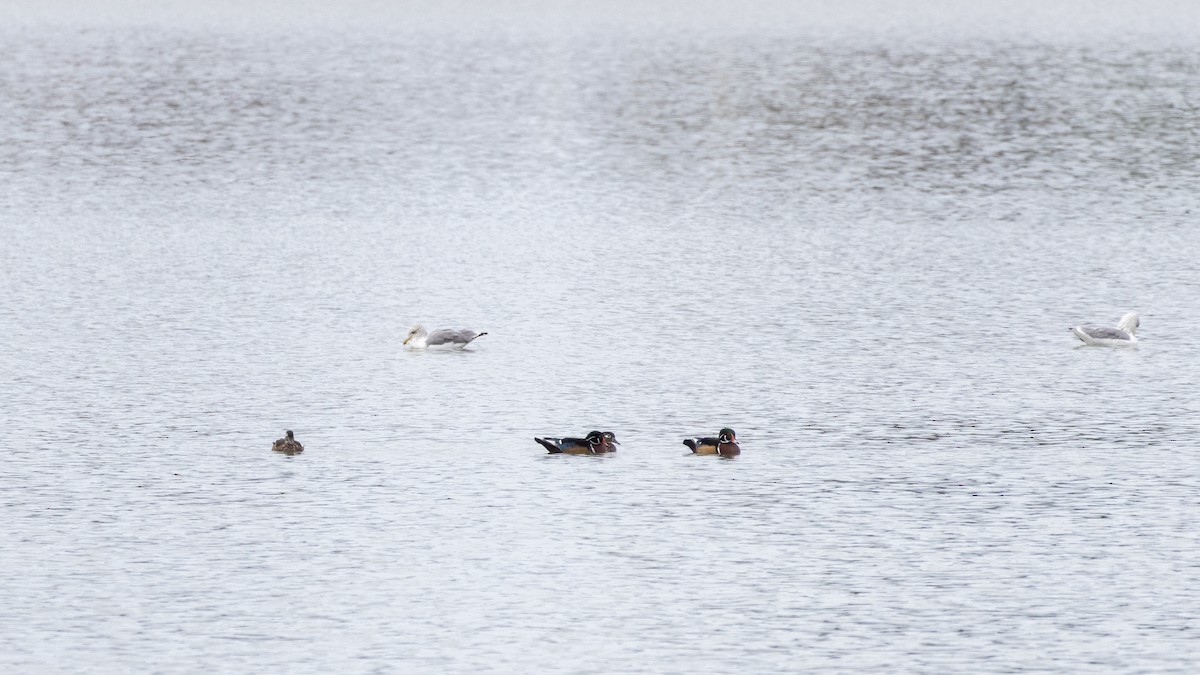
683 428 740 456
535 431 620 454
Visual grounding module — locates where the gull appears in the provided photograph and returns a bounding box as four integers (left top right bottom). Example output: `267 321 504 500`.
403 324 487 349
1071 312 1139 347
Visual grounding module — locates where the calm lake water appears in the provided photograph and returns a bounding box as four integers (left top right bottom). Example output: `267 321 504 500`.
2 8 1200 672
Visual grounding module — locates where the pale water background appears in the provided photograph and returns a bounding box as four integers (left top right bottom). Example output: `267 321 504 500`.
3 2 1200 672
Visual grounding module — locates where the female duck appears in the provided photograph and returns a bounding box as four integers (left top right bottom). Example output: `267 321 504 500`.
272 430 304 454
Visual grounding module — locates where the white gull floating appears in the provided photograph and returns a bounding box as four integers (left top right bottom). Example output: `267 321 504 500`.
1071 312 1139 347
403 324 487 349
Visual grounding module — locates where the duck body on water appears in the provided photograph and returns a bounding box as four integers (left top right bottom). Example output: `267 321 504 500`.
272 430 303 455
683 428 741 457
535 431 620 454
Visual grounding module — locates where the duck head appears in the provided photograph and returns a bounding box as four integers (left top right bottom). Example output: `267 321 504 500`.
718 428 736 443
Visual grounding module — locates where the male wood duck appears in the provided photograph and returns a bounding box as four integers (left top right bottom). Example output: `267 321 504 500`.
600 431 618 452
272 430 304 455
683 428 740 456
535 430 620 454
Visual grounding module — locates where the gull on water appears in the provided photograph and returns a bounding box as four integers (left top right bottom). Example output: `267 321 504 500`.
403 324 487 349
1071 311 1139 347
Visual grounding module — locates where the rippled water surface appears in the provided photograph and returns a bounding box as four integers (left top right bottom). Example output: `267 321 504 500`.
3 11 1200 672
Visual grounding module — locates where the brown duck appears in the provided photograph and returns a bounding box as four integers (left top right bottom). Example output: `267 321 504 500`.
272 430 304 455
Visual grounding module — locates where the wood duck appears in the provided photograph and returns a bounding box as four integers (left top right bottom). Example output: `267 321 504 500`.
272 430 304 455
600 431 618 452
535 430 620 454
403 324 487 349
683 428 740 456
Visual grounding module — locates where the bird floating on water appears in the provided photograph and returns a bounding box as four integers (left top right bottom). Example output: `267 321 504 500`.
683 428 741 456
272 430 304 455
535 431 620 454
1071 312 1139 347
403 324 487 349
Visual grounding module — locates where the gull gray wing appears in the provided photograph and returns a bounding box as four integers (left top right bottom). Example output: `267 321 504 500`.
1080 327 1131 341
425 329 477 345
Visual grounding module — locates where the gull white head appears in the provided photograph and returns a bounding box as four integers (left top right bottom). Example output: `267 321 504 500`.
403 324 427 346
1116 312 1140 335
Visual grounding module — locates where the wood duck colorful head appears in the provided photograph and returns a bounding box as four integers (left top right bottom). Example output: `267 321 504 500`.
683 428 739 456
535 430 619 454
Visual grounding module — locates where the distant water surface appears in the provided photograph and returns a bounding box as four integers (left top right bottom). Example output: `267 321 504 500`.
2 16 1199 673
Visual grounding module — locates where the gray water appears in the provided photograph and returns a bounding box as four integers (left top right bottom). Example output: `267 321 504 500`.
3 8 1200 673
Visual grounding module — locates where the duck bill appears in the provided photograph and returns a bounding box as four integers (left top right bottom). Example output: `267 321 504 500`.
402 335 411 345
